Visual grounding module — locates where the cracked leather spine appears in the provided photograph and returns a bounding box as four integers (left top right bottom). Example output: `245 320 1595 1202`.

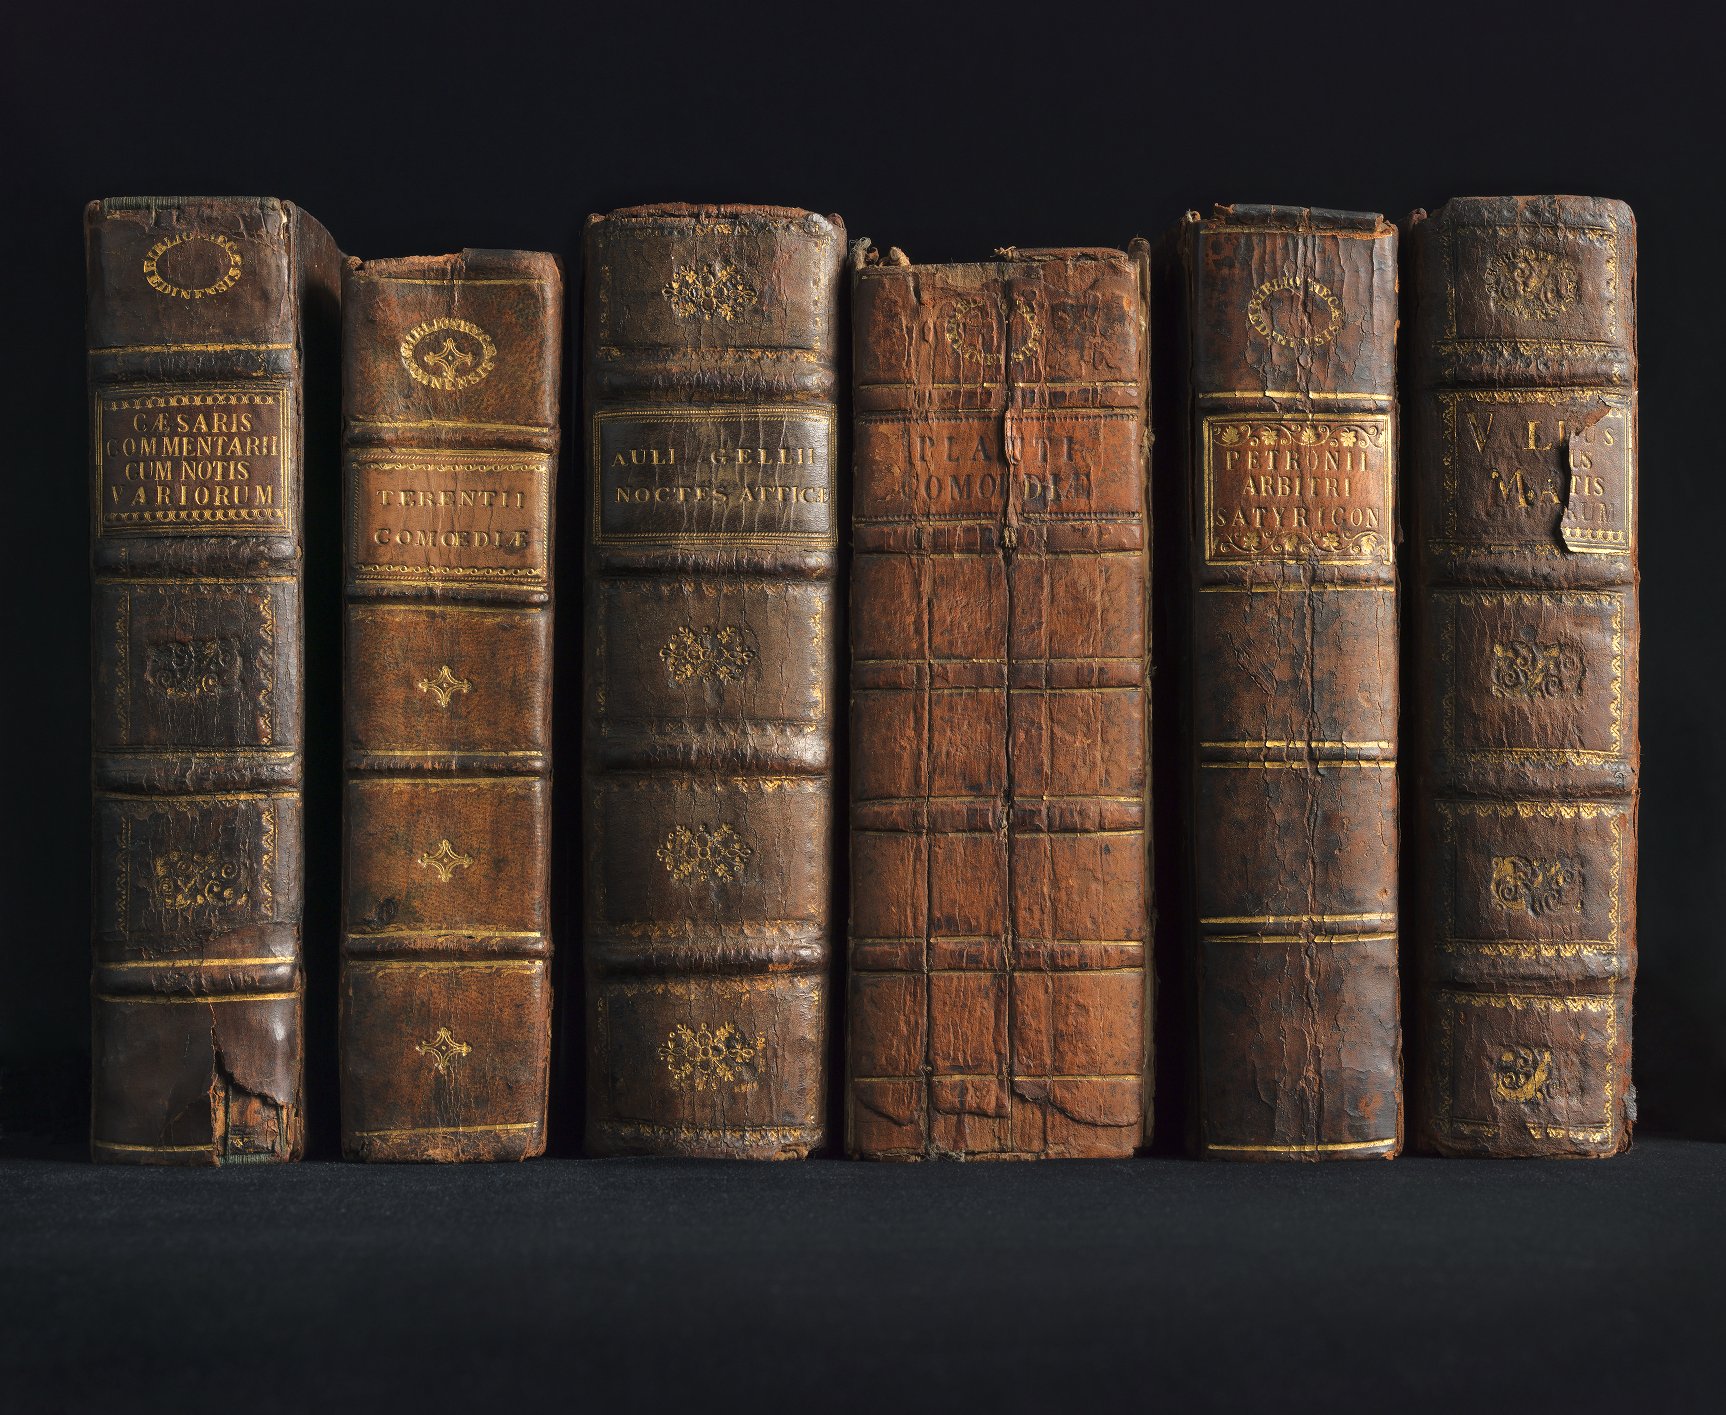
582 204 843 1159
339 250 561 1162
1407 197 1638 1157
1174 205 1403 1160
87 196 340 1164
847 244 1152 1159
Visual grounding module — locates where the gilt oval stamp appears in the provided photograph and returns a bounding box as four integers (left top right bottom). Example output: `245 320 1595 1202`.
143 232 244 299
399 317 497 391
1247 275 1342 348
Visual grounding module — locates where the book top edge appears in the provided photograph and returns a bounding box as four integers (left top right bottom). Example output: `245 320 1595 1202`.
345 249 561 280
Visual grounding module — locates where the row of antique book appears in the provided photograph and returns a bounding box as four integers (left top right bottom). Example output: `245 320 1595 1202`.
87 195 1637 1165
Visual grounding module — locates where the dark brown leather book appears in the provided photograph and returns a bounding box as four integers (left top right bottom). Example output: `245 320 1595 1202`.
582 204 843 1158
1171 205 1402 1160
339 250 561 1162
848 242 1152 1159
87 196 340 1164
1407 197 1638 1157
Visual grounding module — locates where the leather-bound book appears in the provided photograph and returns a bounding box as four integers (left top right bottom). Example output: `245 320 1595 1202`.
848 242 1152 1159
1171 205 1402 1160
582 204 843 1158
87 196 340 1163
1407 197 1638 1157
339 250 561 1161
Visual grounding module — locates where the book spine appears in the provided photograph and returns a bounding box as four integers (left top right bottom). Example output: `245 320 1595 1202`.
338 250 561 1162
87 196 338 1164
582 204 843 1158
848 244 1151 1159
1408 197 1638 1157
1178 205 1402 1160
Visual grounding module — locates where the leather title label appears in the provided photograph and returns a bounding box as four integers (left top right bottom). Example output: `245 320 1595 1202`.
852 409 1141 522
95 383 290 536
1434 391 1634 558
350 449 551 589
1202 413 1393 565
592 406 837 546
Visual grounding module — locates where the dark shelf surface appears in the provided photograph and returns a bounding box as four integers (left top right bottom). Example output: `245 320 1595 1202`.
3 1138 1721 1412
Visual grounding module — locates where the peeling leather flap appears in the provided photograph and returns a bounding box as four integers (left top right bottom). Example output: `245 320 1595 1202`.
1558 402 1617 554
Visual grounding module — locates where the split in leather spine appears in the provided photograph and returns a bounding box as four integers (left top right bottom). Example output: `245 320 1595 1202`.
1407 197 1638 1157
339 250 561 1161
847 242 1153 1159
1172 205 1403 1160
582 204 843 1158
87 196 339 1163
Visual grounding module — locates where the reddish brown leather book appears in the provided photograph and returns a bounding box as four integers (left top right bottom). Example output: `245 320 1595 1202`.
87 196 340 1164
848 242 1152 1159
582 204 843 1158
1171 205 1402 1160
339 250 561 1161
1407 197 1638 1157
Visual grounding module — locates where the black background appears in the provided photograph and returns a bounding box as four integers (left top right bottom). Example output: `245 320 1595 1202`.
3 2 1721 1409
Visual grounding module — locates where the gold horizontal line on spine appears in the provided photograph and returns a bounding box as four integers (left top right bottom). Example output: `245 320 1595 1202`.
1440 939 1616 951
101 576 299 586
1436 337 1619 350
857 378 1143 391
1203 1138 1397 1154
351 1122 540 1137
361 276 548 286
852 937 1143 947
854 967 1146 976
349 418 553 434
855 795 1146 805
1440 991 1617 1011
856 684 1141 695
1199 390 1392 402
91 1140 216 1154
1206 933 1398 944
105 748 297 759
352 450 549 464
345 960 543 971
1210 226 1389 238
95 991 300 1005
348 928 545 937
859 381 1003 390
1433 384 1628 398
1199 740 1391 750
590 345 824 363
102 957 293 969
1201 913 1393 925
853 1074 1140 1083
91 342 294 354
1199 760 1396 770
96 790 294 802
854 934 993 944
1196 583 1393 593
354 749 544 758
357 775 539 785
351 574 547 590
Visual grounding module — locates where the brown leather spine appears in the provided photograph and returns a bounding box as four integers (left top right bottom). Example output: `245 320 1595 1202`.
1175 205 1402 1160
847 243 1152 1159
1408 197 1638 1157
338 250 560 1162
582 204 843 1158
87 196 340 1164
